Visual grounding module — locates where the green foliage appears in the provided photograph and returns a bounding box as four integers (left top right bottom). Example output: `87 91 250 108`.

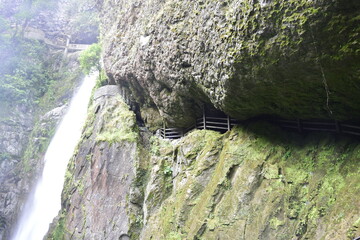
0 39 53 104
95 69 108 89
0 16 9 33
0 152 11 163
79 43 101 75
49 212 66 240
0 38 55 105
163 166 173 176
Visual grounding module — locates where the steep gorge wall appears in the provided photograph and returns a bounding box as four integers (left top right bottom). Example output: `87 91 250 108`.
0 54 82 240
48 86 147 239
140 127 360 240
0 0 100 238
100 0 360 127
43 0 360 239
51 86 360 239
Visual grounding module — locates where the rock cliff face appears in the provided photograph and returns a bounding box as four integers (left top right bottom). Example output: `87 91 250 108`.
0 54 82 239
0 0 98 45
51 89 360 239
100 0 360 127
46 1 360 239
0 0 99 238
0 103 33 238
2 0 359 239
49 86 146 239
140 128 360 240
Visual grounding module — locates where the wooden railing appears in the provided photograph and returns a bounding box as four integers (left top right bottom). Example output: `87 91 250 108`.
24 27 90 52
159 128 184 139
273 119 360 136
159 110 239 139
196 116 238 131
157 104 360 140
159 116 360 140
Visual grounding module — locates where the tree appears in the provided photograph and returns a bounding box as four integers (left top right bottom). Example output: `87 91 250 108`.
79 43 101 74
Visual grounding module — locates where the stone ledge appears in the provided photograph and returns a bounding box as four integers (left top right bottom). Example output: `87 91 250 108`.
93 85 121 100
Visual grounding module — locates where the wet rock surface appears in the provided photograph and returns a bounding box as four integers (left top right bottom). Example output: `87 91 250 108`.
49 86 145 239
139 127 360 240
52 111 360 239
0 102 67 240
100 0 360 127
0 57 80 240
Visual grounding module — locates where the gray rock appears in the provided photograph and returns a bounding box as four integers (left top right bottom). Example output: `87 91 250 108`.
99 0 360 127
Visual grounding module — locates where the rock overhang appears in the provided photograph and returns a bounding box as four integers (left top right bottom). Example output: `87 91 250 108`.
99 0 360 128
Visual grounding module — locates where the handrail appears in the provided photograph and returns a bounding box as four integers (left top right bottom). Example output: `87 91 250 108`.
272 119 360 136
158 104 360 140
159 116 360 140
24 27 90 51
159 112 238 139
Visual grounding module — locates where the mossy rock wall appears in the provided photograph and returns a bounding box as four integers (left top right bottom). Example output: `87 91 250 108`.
99 0 360 127
48 87 148 239
49 89 360 239
0 52 82 239
140 126 360 239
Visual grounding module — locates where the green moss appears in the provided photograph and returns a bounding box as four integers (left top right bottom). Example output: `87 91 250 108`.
167 231 184 240
141 122 360 239
96 131 137 144
49 212 67 240
219 0 360 120
96 97 138 144
269 217 285 230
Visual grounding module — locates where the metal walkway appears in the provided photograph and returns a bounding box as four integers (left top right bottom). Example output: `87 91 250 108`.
158 106 360 140
24 27 91 52
159 106 238 140
272 118 360 136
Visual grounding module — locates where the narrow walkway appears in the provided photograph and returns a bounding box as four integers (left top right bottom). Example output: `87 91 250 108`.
159 106 238 139
272 118 360 136
158 107 360 140
24 27 90 51
104 85 360 140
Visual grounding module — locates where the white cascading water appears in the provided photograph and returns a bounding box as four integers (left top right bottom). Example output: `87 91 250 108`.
11 72 96 240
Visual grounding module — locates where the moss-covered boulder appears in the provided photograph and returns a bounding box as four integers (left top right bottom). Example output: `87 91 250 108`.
99 0 360 127
48 88 360 239
140 125 360 240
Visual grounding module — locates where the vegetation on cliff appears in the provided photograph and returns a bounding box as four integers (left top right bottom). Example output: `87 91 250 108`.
0 37 58 105
50 96 360 239
0 0 98 238
100 0 360 127
139 125 360 239
1 0 359 239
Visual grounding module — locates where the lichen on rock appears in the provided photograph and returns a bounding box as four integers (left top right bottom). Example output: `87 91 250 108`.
99 0 360 127
139 125 360 240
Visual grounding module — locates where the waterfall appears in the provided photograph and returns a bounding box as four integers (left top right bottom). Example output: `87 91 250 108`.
11 72 96 240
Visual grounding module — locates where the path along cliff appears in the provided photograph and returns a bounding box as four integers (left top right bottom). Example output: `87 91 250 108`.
48 85 360 240
46 0 360 239
100 0 360 128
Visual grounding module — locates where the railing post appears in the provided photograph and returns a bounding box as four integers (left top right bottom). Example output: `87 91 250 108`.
227 115 230 131
297 119 302 133
203 105 206 130
335 120 341 133
163 122 166 138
